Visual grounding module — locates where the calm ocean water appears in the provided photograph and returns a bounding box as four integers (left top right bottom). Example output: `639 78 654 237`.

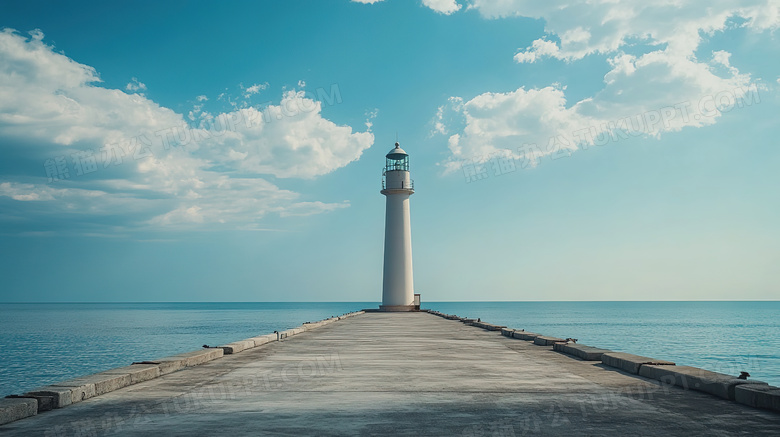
0 301 778 397
0 302 370 397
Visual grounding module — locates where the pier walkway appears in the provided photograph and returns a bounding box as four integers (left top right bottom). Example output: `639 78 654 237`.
2 312 779 435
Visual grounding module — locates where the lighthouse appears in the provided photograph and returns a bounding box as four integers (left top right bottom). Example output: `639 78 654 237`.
380 142 416 311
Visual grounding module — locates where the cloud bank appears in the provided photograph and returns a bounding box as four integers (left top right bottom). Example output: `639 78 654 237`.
0 29 372 233
432 1 777 171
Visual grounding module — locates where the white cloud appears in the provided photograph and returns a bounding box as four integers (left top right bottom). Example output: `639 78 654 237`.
242 82 268 98
514 38 560 63
472 1 779 62
196 95 208 102
434 1 774 172
422 0 461 15
125 77 146 93
189 92 374 179
0 29 372 231
438 49 755 173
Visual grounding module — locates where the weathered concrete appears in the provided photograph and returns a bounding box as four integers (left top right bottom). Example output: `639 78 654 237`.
101 364 161 385
639 364 769 400
218 339 256 355
553 343 612 361
3 312 779 436
0 398 37 426
470 321 506 331
23 386 72 409
151 348 224 375
601 352 675 375
500 328 515 337
248 333 277 346
28 380 95 406
64 372 132 397
512 330 539 341
735 384 780 412
533 335 565 346
5 395 53 413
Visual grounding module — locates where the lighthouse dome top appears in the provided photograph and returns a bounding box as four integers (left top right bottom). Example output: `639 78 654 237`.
386 142 408 160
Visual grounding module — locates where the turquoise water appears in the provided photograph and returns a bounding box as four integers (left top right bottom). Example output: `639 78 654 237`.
0 301 778 397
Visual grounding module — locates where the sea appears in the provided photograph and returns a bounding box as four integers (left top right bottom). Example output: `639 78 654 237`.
0 301 778 397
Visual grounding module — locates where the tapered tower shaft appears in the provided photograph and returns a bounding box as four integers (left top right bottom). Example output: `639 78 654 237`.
380 142 415 311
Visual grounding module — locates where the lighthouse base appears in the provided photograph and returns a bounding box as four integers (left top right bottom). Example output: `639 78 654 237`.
378 304 416 312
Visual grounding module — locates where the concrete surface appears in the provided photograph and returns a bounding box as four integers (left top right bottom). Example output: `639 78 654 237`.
639 364 768 400
2 312 779 436
0 399 36 426
553 343 612 361
735 384 780 412
512 331 540 341
601 352 676 375
101 364 161 385
533 335 565 346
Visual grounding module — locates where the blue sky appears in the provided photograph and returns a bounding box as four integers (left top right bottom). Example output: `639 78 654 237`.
1 0 778 302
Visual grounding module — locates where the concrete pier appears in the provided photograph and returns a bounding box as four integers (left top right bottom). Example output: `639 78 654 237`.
2 312 779 435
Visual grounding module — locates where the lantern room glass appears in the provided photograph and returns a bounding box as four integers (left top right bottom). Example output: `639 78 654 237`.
385 155 409 172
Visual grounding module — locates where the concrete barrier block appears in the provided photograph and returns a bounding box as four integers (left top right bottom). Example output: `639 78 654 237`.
0 398 37 426
65 372 132 396
553 343 612 361
154 357 186 375
477 323 505 331
533 336 565 346
177 348 224 366
24 386 72 409
735 384 780 412
501 328 515 337
513 331 539 341
302 322 323 331
152 348 224 374
36 380 96 404
249 333 277 346
101 364 161 384
219 340 256 354
278 327 305 338
6 394 54 413
601 352 675 375
639 365 768 400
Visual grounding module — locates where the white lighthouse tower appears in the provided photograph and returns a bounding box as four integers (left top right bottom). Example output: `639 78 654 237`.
380 142 416 311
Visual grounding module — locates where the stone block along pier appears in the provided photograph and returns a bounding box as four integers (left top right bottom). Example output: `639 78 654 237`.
2 311 779 435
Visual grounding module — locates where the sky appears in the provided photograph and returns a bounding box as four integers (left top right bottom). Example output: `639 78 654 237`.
0 0 778 302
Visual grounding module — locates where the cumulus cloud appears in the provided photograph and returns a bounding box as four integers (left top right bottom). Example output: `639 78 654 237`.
438 49 756 173
434 1 775 172
125 77 146 93
422 0 461 15
182 91 374 178
0 29 373 232
242 82 268 98
473 1 779 62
